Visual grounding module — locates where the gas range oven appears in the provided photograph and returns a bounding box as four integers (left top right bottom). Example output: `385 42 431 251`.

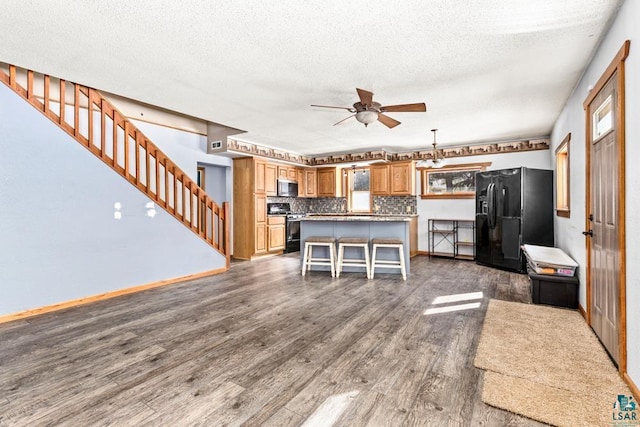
267 203 306 253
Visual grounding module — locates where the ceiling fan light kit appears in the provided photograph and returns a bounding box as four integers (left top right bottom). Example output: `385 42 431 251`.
355 110 378 126
311 88 426 128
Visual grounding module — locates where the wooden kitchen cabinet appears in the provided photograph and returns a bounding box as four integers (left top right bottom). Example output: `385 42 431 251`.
317 167 341 197
233 157 271 259
265 163 277 196
277 165 298 181
370 161 415 196
390 161 416 195
370 164 390 195
267 216 286 251
254 159 266 194
303 168 317 197
254 194 267 254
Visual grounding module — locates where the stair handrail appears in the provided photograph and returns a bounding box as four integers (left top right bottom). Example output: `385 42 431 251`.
0 63 230 266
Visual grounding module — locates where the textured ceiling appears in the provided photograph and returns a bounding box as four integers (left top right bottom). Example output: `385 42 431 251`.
0 0 622 155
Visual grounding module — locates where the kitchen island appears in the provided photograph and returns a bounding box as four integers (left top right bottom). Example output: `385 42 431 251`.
300 215 413 275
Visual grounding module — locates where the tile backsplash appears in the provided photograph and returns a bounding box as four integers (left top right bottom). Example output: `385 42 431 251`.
266 196 415 215
373 196 417 215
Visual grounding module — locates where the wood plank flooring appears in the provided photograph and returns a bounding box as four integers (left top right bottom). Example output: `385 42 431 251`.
0 255 548 426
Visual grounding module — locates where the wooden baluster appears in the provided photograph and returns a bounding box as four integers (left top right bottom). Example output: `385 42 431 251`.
134 131 140 186
164 159 168 213
192 185 197 232
155 150 160 201
87 89 94 149
9 65 16 89
59 79 66 124
73 84 80 139
224 202 230 265
100 100 107 161
112 111 119 169
26 70 33 101
123 119 129 178
43 75 50 113
174 169 180 218
145 139 150 191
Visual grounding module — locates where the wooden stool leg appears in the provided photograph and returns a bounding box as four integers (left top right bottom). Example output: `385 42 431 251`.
301 243 309 276
329 243 335 277
364 245 371 279
336 244 344 278
371 245 377 279
398 245 406 280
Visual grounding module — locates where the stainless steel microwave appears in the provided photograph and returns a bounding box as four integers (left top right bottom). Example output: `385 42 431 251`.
277 179 298 197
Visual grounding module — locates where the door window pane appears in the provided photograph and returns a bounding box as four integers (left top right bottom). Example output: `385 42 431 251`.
593 95 613 139
555 133 570 217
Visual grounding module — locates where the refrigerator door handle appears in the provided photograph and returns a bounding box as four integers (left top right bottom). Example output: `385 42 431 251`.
487 183 496 229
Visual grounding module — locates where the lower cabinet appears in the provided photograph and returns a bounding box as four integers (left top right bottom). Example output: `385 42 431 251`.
267 216 286 252
255 223 267 254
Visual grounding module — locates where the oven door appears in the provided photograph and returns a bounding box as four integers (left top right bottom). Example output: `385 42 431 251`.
285 218 301 253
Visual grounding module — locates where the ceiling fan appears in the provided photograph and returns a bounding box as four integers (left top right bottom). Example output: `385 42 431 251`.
311 88 426 128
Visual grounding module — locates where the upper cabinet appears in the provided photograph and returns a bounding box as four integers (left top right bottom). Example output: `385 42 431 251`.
254 159 267 194
265 163 277 196
370 161 415 196
370 164 390 195
390 161 416 195
303 169 317 198
317 167 341 197
277 165 298 181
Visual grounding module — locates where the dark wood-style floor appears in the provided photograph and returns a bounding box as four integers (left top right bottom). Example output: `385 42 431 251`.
0 254 547 426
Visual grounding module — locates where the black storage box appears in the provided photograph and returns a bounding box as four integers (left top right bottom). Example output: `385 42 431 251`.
529 272 579 309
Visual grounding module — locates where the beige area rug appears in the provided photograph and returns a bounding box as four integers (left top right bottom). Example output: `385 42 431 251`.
474 299 633 427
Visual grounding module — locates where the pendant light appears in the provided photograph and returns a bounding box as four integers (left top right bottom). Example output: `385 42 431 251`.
417 129 447 168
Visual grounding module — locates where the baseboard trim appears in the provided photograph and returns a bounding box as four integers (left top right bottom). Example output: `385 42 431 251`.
0 267 228 324
623 372 640 401
578 303 587 320
417 250 429 256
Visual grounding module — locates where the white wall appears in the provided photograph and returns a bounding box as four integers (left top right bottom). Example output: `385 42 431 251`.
0 84 229 316
550 0 639 388
416 149 551 251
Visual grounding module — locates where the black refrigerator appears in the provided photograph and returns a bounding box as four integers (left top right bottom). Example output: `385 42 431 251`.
475 167 554 272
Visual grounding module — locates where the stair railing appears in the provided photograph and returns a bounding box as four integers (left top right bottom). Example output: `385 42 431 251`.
0 63 230 266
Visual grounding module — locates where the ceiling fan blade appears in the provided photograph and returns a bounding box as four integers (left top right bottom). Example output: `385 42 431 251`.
311 104 355 112
333 114 355 126
356 88 374 106
377 113 401 128
380 103 427 113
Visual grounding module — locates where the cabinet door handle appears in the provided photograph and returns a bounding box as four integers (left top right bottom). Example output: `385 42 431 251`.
582 229 593 237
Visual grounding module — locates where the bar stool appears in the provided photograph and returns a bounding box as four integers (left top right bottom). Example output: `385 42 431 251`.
302 236 337 277
370 238 407 280
336 237 371 278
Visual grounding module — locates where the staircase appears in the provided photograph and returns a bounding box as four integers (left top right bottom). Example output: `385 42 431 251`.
0 63 230 265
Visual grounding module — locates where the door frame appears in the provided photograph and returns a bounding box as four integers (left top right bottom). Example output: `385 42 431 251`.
583 40 629 374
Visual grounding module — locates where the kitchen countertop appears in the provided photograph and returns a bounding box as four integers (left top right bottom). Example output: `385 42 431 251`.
301 215 412 222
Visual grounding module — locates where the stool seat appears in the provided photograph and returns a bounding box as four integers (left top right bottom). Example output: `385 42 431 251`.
302 237 337 277
336 237 371 278
371 238 407 280
306 236 337 243
371 238 403 245
338 237 368 244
